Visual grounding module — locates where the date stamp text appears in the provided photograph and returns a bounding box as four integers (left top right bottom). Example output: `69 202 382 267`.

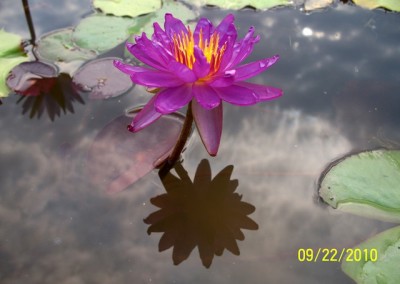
297 248 378 262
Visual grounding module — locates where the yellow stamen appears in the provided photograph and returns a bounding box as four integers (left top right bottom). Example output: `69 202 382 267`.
171 26 227 75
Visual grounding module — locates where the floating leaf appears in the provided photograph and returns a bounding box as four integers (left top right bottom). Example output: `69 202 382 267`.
353 0 400 12
342 226 400 283
87 110 185 193
72 57 132 99
319 149 400 223
124 1 197 58
35 28 96 65
1 57 28 98
127 1 196 36
0 30 24 57
72 14 134 53
204 0 291 10
93 0 161 17
0 30 28 97
7 61 58 97
304 0 333 11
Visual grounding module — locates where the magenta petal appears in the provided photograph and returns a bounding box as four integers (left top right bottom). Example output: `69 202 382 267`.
194 18 212 44
192 84 221 110
130 70 184 87
167 61 197 82
164 13 187 38
234 55 280 81
128 33 173 70
218 36 235 71
155 85 193 114
214 14 237 45
209 70 236 87
192 100 222 156
113 60 152 74
215 84 258 106
228 27 260 68
236 82 283 101
128 95 162 132
152 22 170 46
127 42 167 71
193 47 210 78
115 59 184 88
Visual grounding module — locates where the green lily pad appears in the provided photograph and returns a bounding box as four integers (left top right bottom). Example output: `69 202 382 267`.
353 0 400 12
124 1 197 58
93 0 161 17
342 226 400 283
204 0 291 10
36 28 97 64
319 149 400 223
0 30 24 57
72 14 134 53
127 1 196 36
304 0 333 11
0 57 29 98
0 30 28 97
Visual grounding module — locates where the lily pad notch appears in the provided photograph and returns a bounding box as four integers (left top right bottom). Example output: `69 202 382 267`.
318 149 400 223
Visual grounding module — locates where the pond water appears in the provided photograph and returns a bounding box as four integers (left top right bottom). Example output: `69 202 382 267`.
1 1 400 283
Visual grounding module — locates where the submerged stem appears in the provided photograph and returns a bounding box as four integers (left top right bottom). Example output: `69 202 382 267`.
22 0 36 45
159 102 193 176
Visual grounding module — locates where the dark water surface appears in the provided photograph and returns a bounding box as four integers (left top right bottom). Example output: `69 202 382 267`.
1 1 400 283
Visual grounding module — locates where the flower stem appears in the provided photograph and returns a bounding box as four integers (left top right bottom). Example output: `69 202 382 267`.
159 102 193 176
22 0 36 45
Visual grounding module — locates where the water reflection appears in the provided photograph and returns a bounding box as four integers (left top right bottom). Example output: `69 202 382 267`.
14 73 84 120
144 159 258 268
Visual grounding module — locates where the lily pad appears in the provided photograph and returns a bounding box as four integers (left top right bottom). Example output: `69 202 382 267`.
1 57 28 98
72 14 134 53
93 0 161 17
87 109 185 193
204 0 291 10
0 30 28 97
125 1 197 58
128 1 196 36
35 28 97 64
304 0 333 11
72 57 132 99
7 61 58 97
319 149 400 223
353 0 400 12
342 226 400 283
0 30 24 57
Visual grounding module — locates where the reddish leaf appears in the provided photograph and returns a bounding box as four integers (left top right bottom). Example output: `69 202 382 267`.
87 109 185 193
72 57 133 99
7 61 58 96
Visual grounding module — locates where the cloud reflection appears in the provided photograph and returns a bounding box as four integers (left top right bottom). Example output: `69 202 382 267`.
144 160 258 268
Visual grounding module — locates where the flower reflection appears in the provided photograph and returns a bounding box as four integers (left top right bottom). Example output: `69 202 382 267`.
12 71 84 120
144 159 258 268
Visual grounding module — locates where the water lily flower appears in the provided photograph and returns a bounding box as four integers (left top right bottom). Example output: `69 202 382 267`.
114 13 282 156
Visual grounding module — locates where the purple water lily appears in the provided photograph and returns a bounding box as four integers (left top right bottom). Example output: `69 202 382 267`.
114 13 282 156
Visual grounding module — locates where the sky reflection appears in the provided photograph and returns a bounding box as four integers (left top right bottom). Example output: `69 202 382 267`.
0 1 399 284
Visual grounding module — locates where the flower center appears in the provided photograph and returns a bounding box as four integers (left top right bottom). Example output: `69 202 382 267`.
172 27 227 74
